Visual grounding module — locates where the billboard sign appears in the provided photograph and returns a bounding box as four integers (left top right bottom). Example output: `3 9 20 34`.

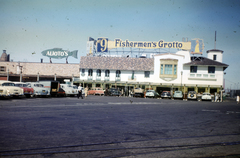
41 48 78 59
96 38 204 54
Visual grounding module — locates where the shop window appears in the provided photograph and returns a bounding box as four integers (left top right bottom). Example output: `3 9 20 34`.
190 66 197 73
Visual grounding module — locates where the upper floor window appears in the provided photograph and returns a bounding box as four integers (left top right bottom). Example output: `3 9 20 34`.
159 59 178 81
116 70 121 77
81 69 85 74
208 66 215 73
105 70 110 77
81 68 85 76
88 69 93 76
190 66 197 73
144 71 150 78
0 66 6 72
97 69 101 77
213 55 217 60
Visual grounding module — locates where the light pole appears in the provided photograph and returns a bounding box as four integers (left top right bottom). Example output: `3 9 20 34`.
181 71 183 91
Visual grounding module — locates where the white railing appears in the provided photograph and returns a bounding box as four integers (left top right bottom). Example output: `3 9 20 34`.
87 76 93 80
96 76 101 81
189 73 216 79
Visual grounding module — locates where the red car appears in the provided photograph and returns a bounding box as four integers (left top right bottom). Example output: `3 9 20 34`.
14 82 34 98
88 87 104 96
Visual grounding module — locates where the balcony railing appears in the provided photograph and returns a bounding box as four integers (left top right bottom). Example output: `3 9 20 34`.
104 76 110 81
189 73 216 80
96 76 101 81
115 77 121 81
87 76 93 80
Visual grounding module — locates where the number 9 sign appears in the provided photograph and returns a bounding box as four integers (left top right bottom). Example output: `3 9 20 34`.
97 38 108 52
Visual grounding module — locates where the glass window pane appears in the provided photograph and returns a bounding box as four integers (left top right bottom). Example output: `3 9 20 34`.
165 65 172 75
161 64 163 74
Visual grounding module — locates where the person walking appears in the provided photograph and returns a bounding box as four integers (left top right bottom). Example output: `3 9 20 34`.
77 84 83 99
84 86 88 98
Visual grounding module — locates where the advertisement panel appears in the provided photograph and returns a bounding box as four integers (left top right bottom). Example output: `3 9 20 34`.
97 38 204 54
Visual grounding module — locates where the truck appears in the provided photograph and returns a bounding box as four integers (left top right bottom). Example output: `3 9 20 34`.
37 81 60 97
133 88 144 98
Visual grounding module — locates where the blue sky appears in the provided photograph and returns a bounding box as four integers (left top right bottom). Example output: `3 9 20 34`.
1 0 240 89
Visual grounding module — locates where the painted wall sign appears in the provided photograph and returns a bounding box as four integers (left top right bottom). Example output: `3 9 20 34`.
96 38 204 54
41 48 78 59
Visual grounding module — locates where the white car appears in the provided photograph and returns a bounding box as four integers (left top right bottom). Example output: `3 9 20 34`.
60 84 78 96
0 80 24 98
26 82 50 97
201 92 213 101
145 90 159 98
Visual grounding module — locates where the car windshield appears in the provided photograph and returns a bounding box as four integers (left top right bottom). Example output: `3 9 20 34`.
15 84 22 87
22 84 28 87
147 90 154 92
34 84 44 87
72 85 77 89
2 82 15 86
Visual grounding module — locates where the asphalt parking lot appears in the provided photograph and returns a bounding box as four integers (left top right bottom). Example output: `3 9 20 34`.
0 96 240 158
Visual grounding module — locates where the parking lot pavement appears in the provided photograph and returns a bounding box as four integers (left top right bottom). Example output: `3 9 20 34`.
0 96 240 157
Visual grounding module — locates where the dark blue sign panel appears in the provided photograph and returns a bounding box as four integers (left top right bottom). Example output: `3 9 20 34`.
97 38 108 52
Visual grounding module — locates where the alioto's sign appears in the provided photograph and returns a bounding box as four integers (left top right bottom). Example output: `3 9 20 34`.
97 38 204 54
41 48 78 59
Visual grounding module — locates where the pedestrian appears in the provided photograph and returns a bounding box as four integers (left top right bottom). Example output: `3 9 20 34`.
84 86 88 98
77 84 83 99
105 88 108 96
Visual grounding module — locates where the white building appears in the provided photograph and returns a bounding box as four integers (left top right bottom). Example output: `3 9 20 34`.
79 49 228 95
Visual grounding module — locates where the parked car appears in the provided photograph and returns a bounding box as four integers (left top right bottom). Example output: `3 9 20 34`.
161 91 171 99
60 84 78 97
173 91 183 99
0 80 24 98
26 82 50 97
14 82 34 98
145 90 160 98
88 87 104 96
187 91 197 100
107 88 121 96
133 88 144 98
201 92 213 101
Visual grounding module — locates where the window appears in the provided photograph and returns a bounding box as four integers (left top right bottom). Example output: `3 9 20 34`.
160 64 163 74
213 55 217 60
88 69 93 76
105 70 110 77
81 69 85 74
159 59 178 81
208 66 215 73
0 66 6 72
190 66 197 73
174 65 177 75
97 69 101 77
164 65 172 74
116 70 121 77
144 71 150 78
131 71 134 80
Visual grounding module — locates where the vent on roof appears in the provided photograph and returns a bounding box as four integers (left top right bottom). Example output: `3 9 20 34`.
191 56 203 61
